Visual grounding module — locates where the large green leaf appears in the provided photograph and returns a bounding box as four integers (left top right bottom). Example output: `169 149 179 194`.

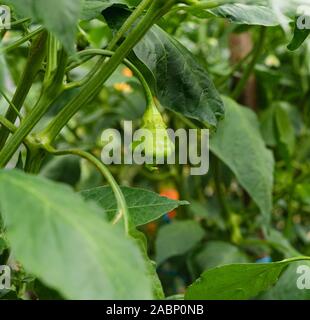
4 0 82 52
133 25 224 129
261 261 310 300
209 4 280 26
188 3 280 26
210 96 274 224
185 257 310 300
0 169 152 300
81 186 188 226
156 221 205 265
81 0 140 20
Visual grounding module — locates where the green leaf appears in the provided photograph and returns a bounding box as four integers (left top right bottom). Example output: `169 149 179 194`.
0 169 153 300
260 261 310 300
185 257 310 300
194 241 249 272
81 0 140 20
133 25 224 129
210 96 274 224
81 186 188 226
40 155 81 186
130 228 165 299
208 4 280 26
4 0 82 53
81 0 113 20
156 221 205 265
288 18 310 51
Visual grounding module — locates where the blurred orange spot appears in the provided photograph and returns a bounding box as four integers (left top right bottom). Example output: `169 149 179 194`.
114 82 132 93
168 210 177 219
160 189 180 201
122 67 133 78
160 188 180 220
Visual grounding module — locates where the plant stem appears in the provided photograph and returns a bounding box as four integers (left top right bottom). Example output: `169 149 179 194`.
107 0 153 50
67 49 153 104
168 0 235 14
1 17 31 29
0 26 44 54
282 256 310 264
44 34 60 86
0 116 31 149
215 48 254 88
79 0 154 94
0 48 67 168
0 116 17 134
0 89 23 120
40 0 176 144
213 155 230 219
232 27 266 100
0 31 48 150
46 147 131 235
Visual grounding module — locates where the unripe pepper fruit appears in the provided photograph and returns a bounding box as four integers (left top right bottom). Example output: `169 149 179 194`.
132 98 175 160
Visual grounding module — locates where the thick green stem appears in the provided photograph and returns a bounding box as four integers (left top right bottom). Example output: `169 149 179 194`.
40 0 177 144
0 49 67 168
84 0 153 82
107 0 153 50
0 30 47 149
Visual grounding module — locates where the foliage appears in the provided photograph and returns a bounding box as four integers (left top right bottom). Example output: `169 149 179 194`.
0 0 310 300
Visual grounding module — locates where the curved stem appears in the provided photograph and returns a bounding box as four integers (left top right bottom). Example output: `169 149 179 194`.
282 256 310 264
45 146 131 234
67 49 153 104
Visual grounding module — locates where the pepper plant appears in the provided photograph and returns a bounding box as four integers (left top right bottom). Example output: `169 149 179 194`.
0 0 310 300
